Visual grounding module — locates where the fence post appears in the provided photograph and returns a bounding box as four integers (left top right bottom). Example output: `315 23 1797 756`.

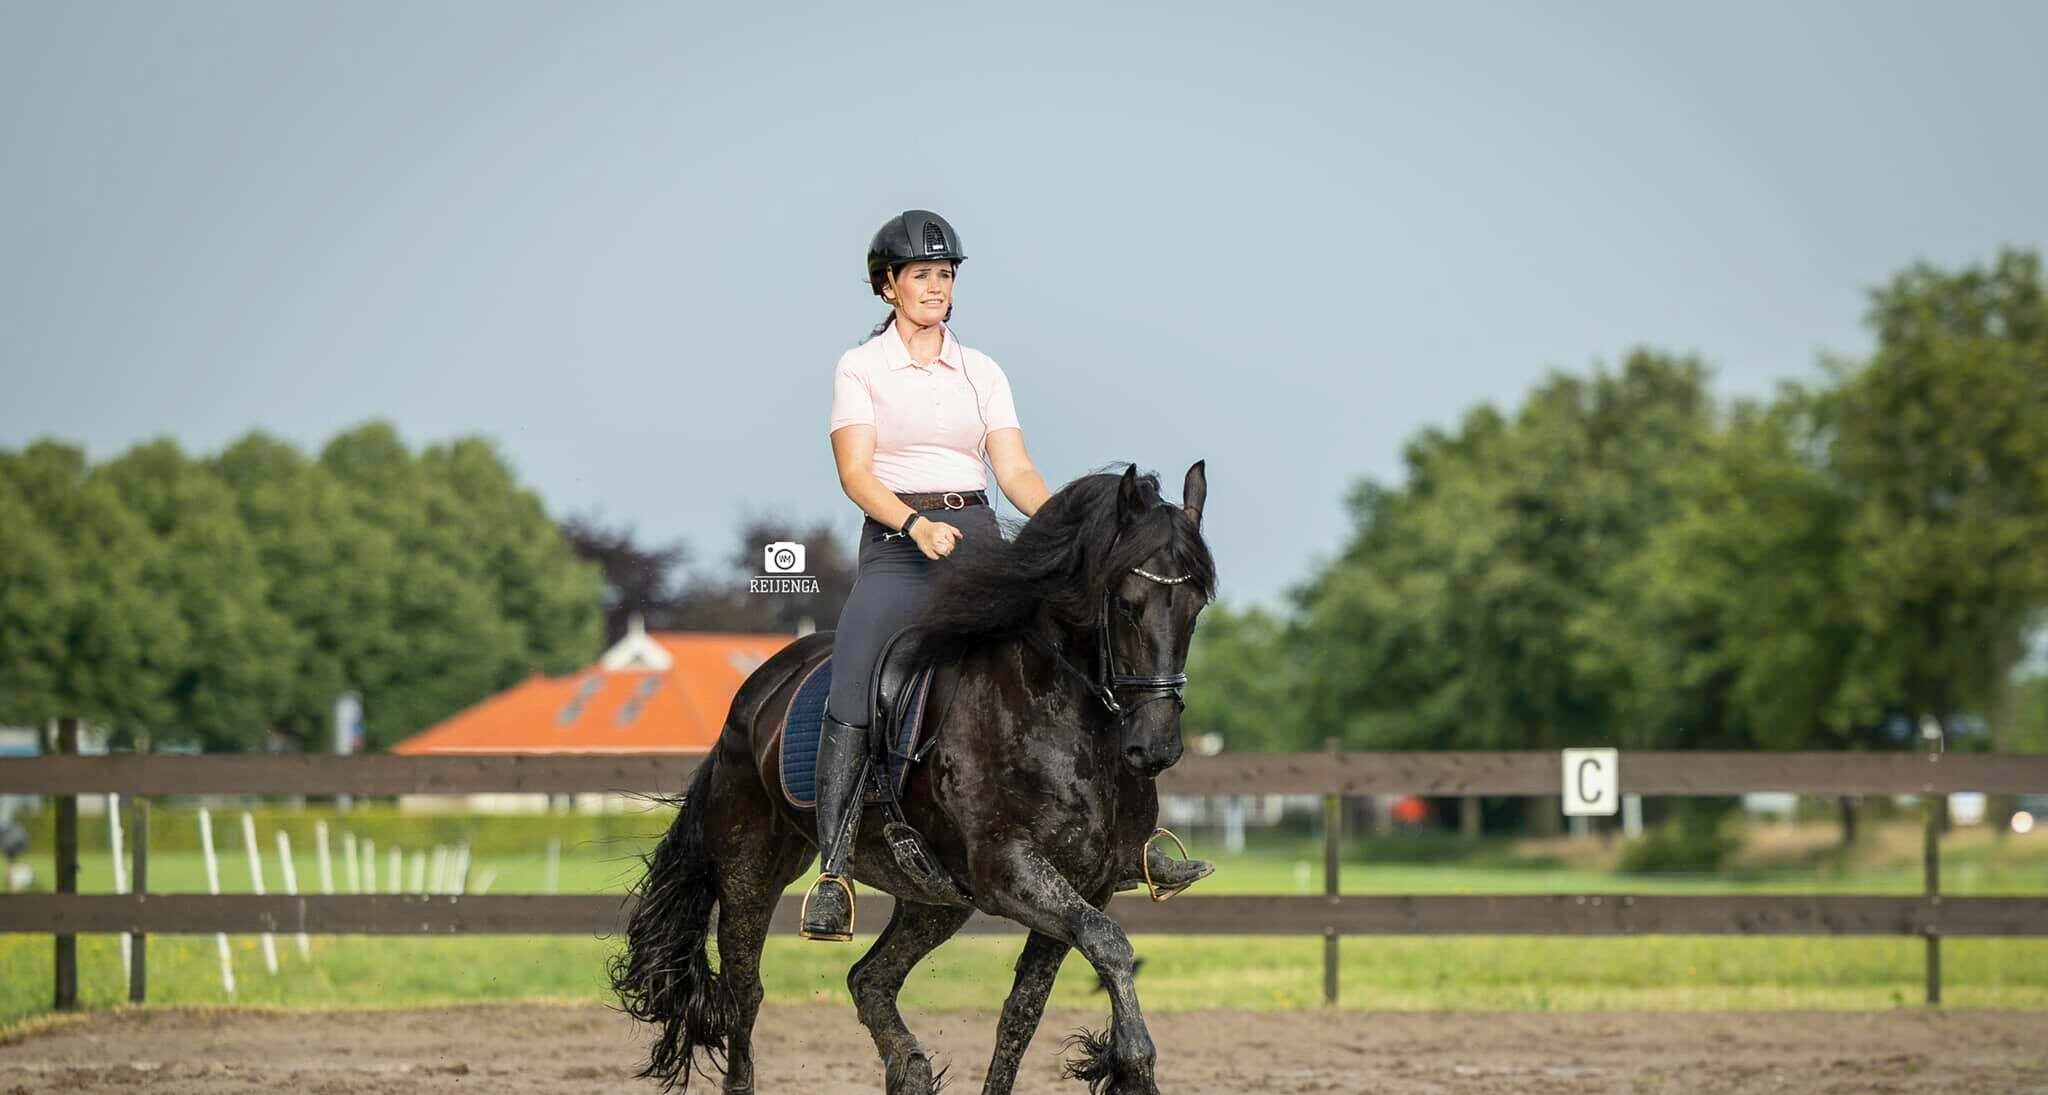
53 717 80 1011
1921 720 1943 1007
1323 737 1341 1007
131 797 148 1004
1924 804 1942 1005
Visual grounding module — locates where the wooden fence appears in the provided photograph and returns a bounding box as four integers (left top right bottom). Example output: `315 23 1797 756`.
5 735 2047 1011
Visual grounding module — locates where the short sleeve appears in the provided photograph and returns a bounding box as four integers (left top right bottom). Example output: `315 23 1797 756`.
828 355 874 433
976 355 1021 434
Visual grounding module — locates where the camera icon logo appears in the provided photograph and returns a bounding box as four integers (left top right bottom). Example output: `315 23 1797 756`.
764 541 806 575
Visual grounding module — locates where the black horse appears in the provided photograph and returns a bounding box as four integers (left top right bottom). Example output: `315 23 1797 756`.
610 462 1215 1095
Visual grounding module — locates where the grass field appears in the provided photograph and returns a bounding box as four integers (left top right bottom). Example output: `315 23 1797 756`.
5 816 2046 1029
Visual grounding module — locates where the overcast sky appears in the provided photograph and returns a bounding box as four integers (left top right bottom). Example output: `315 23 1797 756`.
5 1 2045 611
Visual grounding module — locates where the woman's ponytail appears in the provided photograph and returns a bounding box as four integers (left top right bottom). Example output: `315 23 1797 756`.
867 311 895 340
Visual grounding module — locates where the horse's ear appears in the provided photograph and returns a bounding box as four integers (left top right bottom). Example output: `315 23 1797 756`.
1116 463 1143 525
1181 460 1206 529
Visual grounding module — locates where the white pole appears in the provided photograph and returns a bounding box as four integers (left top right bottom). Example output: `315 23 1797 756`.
429 845 449 894
362 837 376 894
409 849 426 894
1623 793 1645 839
315 821 334 895
109 792 131 984
240 812 279 974
544 837 560 895
197 808 236 998
341 831 359 893
472 867 496 895
275 830 312 960
388 847 401 896
451 843 471 895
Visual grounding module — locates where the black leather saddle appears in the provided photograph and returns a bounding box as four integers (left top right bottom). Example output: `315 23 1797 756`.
869 624 929 731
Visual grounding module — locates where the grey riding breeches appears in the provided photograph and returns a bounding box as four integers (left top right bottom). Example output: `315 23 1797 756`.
826 500 999 727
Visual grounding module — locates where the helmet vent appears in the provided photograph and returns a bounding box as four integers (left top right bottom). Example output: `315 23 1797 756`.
922 221 948 254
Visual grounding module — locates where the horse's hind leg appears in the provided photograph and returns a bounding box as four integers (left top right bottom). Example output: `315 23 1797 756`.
848 900 974 1095
709 782 814 1093
980 930 1071 1095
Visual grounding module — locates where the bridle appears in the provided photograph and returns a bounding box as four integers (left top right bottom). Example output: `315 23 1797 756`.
1026 560 1197 723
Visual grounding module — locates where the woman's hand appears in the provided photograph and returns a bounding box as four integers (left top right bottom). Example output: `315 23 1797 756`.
910 518 964 560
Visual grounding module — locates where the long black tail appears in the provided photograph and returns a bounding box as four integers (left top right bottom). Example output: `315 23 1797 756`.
609 756 733 1092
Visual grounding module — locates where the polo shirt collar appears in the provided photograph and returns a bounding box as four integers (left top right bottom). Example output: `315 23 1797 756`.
882 322 962 370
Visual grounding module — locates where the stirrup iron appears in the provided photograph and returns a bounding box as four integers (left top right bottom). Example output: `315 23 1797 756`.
798 875 856 942
1141 827 1198 902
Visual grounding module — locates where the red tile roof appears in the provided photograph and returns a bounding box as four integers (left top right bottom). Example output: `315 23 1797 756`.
390 632 795 755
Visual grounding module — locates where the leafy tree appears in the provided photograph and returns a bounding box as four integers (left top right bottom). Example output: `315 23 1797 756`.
1825 250 2048 731
91 440 297 749
212 432 397 746
1573 396 1862 751
317 423 600 747
0 442 186 737
420 438 602 675
1297 351 1719 754
0 469 72 724
1823 250 2048 830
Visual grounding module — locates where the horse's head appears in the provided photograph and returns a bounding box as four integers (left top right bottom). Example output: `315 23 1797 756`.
1098 461 1212 775
907 459 1217 771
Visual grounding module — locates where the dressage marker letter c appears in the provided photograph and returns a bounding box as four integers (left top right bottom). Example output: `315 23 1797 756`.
1561 748 1620 817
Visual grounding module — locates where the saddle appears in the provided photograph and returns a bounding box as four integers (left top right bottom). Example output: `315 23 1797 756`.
773 625 939 811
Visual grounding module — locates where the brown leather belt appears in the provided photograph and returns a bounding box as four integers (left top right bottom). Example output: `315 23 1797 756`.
893 489 988 511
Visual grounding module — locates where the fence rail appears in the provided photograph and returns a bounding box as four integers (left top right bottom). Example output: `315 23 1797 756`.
6 749 2045 796
7 742 2047 1012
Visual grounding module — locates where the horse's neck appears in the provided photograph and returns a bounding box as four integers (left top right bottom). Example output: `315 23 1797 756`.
1014 630 1121 754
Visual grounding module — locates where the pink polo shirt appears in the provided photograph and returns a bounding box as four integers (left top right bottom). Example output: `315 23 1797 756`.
828 323 1022 493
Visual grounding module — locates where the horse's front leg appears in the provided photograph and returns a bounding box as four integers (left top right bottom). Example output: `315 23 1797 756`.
980 930 1071 1095
983 848 1158 1095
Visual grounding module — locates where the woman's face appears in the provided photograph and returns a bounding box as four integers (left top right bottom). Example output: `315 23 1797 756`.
884 260 955 328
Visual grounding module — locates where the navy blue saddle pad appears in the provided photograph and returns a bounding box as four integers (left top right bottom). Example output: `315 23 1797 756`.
779 656 935 809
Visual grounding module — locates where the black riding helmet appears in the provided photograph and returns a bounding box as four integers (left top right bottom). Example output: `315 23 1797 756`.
866 210 967 297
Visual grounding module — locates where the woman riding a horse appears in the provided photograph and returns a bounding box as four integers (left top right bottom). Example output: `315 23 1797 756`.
805 209 1210 941
609 210 1219 1095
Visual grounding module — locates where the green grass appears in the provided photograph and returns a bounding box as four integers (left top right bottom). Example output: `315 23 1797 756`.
7 816 2047 1030
7 932 2047 1031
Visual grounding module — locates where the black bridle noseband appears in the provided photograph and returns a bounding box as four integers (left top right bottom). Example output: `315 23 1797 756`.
1027 562 1196 722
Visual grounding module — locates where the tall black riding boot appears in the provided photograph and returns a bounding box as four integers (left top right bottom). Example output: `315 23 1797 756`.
800 713 870 941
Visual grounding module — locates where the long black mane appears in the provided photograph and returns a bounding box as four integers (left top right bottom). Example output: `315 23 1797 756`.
909 465 1217 670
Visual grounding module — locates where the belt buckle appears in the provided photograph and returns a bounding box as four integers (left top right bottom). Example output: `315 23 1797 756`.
941 491 965 510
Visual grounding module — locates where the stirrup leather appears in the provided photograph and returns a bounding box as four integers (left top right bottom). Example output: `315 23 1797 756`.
1141 827 1197 903
798 875 856 941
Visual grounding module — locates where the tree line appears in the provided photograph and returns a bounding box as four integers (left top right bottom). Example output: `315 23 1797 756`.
1185 250 2048 794
0 423 860 752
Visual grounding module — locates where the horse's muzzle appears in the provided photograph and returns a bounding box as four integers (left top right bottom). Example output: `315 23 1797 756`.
1122 741 1182 776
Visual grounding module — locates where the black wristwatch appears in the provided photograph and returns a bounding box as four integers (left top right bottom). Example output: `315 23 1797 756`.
899 513 924 537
